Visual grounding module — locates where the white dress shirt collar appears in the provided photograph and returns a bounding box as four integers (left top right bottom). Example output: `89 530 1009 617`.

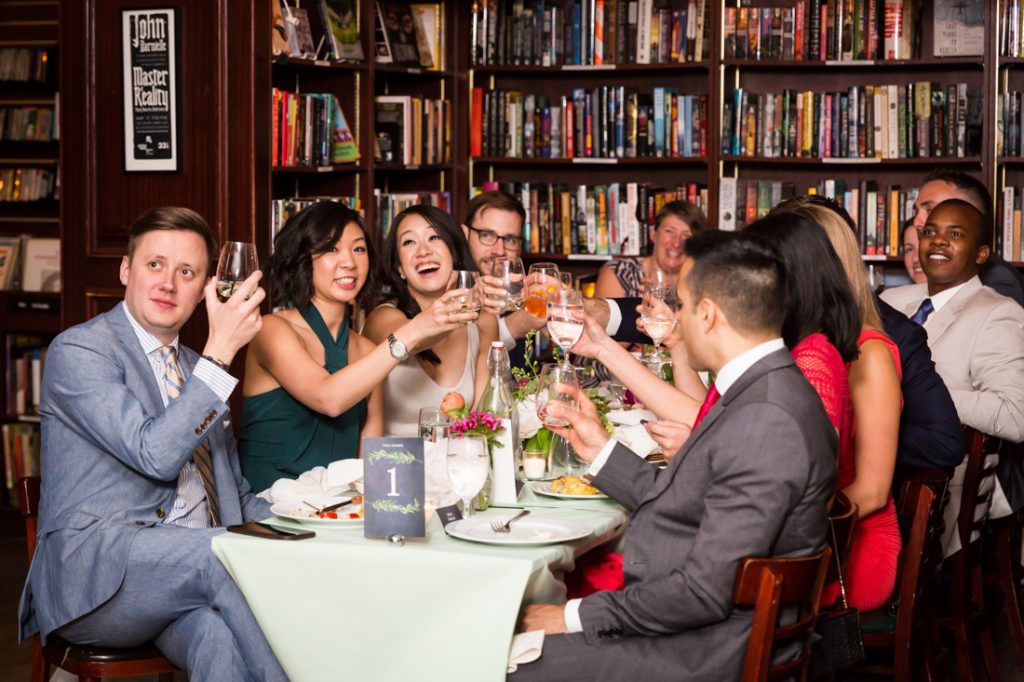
122 301 179 356
928 275 978 315
713 338 787 397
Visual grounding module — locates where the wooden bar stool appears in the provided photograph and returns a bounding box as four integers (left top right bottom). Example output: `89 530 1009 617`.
732 548 831 682
18 477 178 682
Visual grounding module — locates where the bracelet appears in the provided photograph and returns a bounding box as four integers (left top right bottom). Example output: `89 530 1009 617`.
202 355 230 371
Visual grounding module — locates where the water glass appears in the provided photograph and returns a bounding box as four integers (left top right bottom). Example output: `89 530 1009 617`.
535 363 580 428
450 270 481 314
418 408 451 443
493 257 526 312
216 241 258 300
446 434 489 518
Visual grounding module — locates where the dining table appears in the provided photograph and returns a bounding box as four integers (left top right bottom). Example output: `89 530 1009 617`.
212 487 628 682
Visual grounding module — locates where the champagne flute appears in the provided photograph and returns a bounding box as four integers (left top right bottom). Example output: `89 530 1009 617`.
524 262 559 318
640 272 679 372
446 434 489 518
535 363 580 429
216 241 258 300
493 257 526 312
450 270 481 315
546 288 584 368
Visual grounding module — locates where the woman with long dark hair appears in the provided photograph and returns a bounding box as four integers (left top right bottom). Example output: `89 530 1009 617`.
239 201 474 491
364 204 498 436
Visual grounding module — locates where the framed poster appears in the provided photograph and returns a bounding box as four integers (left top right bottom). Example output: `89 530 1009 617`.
122 8 179 172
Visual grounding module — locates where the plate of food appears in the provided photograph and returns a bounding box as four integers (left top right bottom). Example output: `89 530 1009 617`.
270 494 364 526
445 516 592 546
531 475 608 499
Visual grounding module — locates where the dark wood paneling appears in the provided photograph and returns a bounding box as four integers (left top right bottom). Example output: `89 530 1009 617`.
60 0 261 356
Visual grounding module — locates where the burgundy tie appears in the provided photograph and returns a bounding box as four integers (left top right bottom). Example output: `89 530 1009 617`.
693 385 721 429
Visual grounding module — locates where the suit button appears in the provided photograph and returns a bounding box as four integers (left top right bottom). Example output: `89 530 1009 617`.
208 410 217 419
195 427 203 435
156 508 166 519
135 520 145 526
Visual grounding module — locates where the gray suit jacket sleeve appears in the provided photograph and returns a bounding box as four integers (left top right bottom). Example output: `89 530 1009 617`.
578 402 814 640
45 330 228 481
590 442 660 511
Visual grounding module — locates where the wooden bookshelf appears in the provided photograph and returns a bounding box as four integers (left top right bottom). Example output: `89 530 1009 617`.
0 0 59 522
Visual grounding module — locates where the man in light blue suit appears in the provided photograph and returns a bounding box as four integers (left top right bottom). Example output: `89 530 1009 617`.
18 206 288 681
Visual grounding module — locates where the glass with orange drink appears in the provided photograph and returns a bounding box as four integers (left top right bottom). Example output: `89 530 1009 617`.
524 263 559 318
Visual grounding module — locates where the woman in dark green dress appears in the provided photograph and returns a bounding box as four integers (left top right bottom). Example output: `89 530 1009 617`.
239 202 478 492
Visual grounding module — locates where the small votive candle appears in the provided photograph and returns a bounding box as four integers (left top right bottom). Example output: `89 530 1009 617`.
522 449 546 480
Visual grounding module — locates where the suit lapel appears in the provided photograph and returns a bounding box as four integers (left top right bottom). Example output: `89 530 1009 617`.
107 305 165 415
640 349 794 505
924 278 982 346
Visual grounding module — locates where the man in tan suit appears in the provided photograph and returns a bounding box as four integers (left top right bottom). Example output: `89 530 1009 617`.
881 199 1024 554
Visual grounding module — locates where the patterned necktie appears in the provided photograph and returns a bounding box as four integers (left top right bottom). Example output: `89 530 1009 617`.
911 298 934 326
161 345 221 526
692 385 721 430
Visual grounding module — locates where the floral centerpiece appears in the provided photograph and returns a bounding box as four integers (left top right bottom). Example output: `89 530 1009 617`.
440 391 506 510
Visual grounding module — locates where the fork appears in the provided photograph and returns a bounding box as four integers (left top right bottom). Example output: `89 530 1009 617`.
490 509 531 533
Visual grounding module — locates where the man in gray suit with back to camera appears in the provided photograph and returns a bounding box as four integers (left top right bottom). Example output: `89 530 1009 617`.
510 233 837 681
18 207 288 681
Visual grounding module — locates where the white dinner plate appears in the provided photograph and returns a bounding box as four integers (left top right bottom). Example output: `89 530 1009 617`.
445 516 592 546
270 495 362 527
531 482 608 500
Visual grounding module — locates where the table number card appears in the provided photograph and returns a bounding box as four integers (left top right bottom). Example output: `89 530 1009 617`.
362 437 425 539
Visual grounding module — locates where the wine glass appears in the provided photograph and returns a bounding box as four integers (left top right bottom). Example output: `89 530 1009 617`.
524 262 559 318
446 434 489 518
492 257 526 312
535 363 580 429
640 272 679 371
546 288 584 368
450 270 481 315
216 242 258 300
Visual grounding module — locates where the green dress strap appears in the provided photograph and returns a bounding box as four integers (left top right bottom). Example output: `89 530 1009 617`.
239 304 366 493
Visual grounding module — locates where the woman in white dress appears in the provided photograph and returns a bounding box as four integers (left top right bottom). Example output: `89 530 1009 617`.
364 205 498 435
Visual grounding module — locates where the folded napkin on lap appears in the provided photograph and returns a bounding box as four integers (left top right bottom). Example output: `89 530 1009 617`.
507 630 545 673
257 460 364 503
605 408 657 426
614 424 661 458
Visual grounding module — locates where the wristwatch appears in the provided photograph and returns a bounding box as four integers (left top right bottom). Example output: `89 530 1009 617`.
387 333 409 361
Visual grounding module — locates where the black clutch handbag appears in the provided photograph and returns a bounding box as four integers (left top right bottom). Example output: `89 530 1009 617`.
809 518 865 678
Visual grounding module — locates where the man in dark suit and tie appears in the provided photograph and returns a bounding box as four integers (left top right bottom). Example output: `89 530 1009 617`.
18 207 287 681
510 233 837 681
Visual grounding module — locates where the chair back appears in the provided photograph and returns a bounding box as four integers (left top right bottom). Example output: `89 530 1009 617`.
825 492 857 585
892 473 949 648
959 427 1000 551
18 476 41 561
733 548 831 682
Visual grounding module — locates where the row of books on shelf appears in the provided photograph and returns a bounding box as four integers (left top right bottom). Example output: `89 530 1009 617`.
3 423 39 497
373 96 452 166
5 335 47 417
471 0 709 66
1001 0 1024 58
374 189 451 235
0 106 57 142
272 89 359 168
0 48 52 82
471 87 707 159
722 82 982 160
270 196 360 246
719 178 918 258
999 186 1024 264
473 180 707 256
0 236 60 292
271 0 446 69
0 168 58 202
997 92 1024 157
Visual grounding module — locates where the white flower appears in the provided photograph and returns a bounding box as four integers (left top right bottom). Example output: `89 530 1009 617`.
517 396 542 440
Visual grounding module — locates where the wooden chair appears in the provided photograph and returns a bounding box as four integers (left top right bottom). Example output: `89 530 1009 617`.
848 471 950 682
938 428 1003 682
732 548 831 682
982 439 1024 665
18 477 178 682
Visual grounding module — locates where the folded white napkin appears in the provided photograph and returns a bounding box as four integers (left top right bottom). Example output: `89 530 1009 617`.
614 424 661 457
507 630 545 673
257 460 363 504
517 396 543 440
606 408 657 426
